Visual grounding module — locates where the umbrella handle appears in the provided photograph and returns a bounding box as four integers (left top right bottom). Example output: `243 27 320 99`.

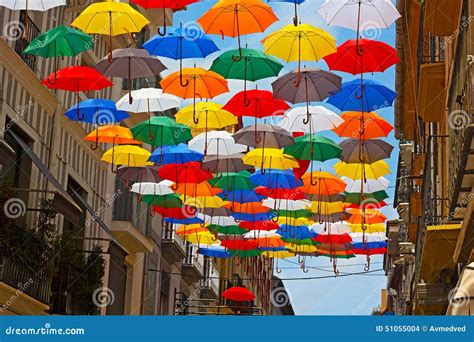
110 162 118 174
293 0 298 26
231 6 243 62
310 174 318 186
157 6 167 36
46 73 57 85
302 114 310 125
279 224 287 233
179 73 189 87
232 44 242 62
233 218 240 223
364 256 370 271
292 72 301 87
170 183 179 190
271 212 279 223
90 142 98 150
129 91 133 104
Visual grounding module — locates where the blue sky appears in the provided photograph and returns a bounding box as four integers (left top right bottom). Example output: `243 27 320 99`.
165 0 399 315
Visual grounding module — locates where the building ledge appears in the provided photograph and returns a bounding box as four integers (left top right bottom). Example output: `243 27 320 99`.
454 197 474 263
418 62 446 122
111 221 153 254
424 0 463 37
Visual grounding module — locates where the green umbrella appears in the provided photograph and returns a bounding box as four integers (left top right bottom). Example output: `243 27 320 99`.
208 225 247 235
279 209 312 218
130 116 192 148
208 171 254 191
141 193 182 207
23 25 93 83
282 237 316 246
229 249 262 257
210 48 283 104
284 134 341 161
344 190 389 204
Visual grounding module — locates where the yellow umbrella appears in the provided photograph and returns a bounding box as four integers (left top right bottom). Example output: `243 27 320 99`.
310 201 347 215
182 231 219 245
334 160 390 180
276 216 314 226
176 224 209 235
182 195 228 208
71 0 149 62
243 148 299 170
262 24 336 85
175 102 237 130
285 244 317 254
261 250 295 258
349 223 385 234
101 145 152 172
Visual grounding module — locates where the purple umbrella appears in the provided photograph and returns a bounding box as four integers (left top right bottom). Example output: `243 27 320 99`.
339 138 394 164
202 153 252 174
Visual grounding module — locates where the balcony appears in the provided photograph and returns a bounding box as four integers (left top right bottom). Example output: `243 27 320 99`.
0 254 51 314
14 11 40 72
181 244 204 284
112 185 153 254
423 0 463 37
199 258 220 300
415 282 453 315
161 223 187 264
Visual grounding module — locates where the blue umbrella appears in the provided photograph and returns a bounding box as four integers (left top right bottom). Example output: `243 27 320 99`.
278 225 315 239
198 247 231 258
249 169 303 189
352 241 388 249
267 0 306 25
148 143 204 165
144 24 219 87
164 216 203 225
231 211 276 222
65 99 129 123
218 190 265 203
327 79 397 112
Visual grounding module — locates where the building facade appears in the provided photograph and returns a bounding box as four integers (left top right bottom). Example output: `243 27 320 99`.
384 0 474 315
0 1 272 316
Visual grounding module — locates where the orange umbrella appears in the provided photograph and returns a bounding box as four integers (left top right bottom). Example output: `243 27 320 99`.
173 182 222 197
160 67 229 123
225 201 270 214
84 125 141 150
333 111 393 140
346 208 387 224
300 171 346 194
197 0 278 61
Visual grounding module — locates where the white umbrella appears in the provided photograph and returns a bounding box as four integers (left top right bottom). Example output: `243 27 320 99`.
277 105 343 134
130 180 174 195
262 198 311 211
243 230 280 239
116 88 180 114
0 0 66 11
310 222 351 235
188 131 247 155
342 177 389 193
317 0 401 31
350 232 387 243
197 213 236 227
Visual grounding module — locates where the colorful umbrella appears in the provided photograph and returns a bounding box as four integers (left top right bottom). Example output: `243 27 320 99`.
300 171 346 194
333 111 393 140
148 143 203 165
334 160 390 180
268 0 305 25
222 286 256 302
83 125 139 150
339 139 394 163
262 24 336 85
102 145 152 172
208 171 254 191
71 1 150 62
243 148 299 170
249 169 303 189
175 102 237 131
202 153 251 173
277 105 343 134
198 0 278 61
159 162 213 184
284 134 341 161
65 99 129 124
130 116 192 148
233 124 294 149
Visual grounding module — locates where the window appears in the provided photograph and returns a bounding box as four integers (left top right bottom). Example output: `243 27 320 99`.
63 177 87 238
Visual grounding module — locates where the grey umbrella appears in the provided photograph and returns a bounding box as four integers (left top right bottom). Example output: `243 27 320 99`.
116 165 162 189
96 48 166 104
339 138 394 163
272 68 342 104
233 124 294 148
202 153 252 173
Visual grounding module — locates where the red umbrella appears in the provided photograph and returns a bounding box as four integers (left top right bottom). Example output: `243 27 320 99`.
324 39 399 75
223 89 289 118
131 0 199 36
152 205 196 219
222 286 255 302
220 239 258 250
313 234 353 244
238 220 279 231
255 186 307 200
158 162 212 185
347 200 388 210
42 66 113 120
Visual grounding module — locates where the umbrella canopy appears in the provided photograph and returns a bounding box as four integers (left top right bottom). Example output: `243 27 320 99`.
83 125 139 150
300 171 347 194
249 169 303 189
324 38 399 75
339 138 394 163
223 90 290 119
175 102 237 130
233 124 294 148
65 99 129 123
209 171 254 191
262 24 336 85
159 162 213 183
198 247 231 258
71 1 149 62
310 222 351 235
284 134 341 161
221 189 265 203
272 68 341 103
148 144 204 164
346 208 387 224
343 177 390 193
243 148 299 170
130 181 174 196
262 198 310 211
116 165 162 184
116 88 181 114
0 0 65 10
222 286 256 302
334 111 393 140
174 182 222 197
277 105 343 134
102 145 152 172
334 160 390 180
188 131 247 156
317 0 401 31
198 0 278 61
42 66 112 91
202 153 251 173
130 116 192 147
327 79 397 112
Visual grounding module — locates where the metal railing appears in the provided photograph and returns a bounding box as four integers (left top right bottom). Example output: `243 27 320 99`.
14 11 40 71
0 254 51 304
162 223 186 249
200 258 220 295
